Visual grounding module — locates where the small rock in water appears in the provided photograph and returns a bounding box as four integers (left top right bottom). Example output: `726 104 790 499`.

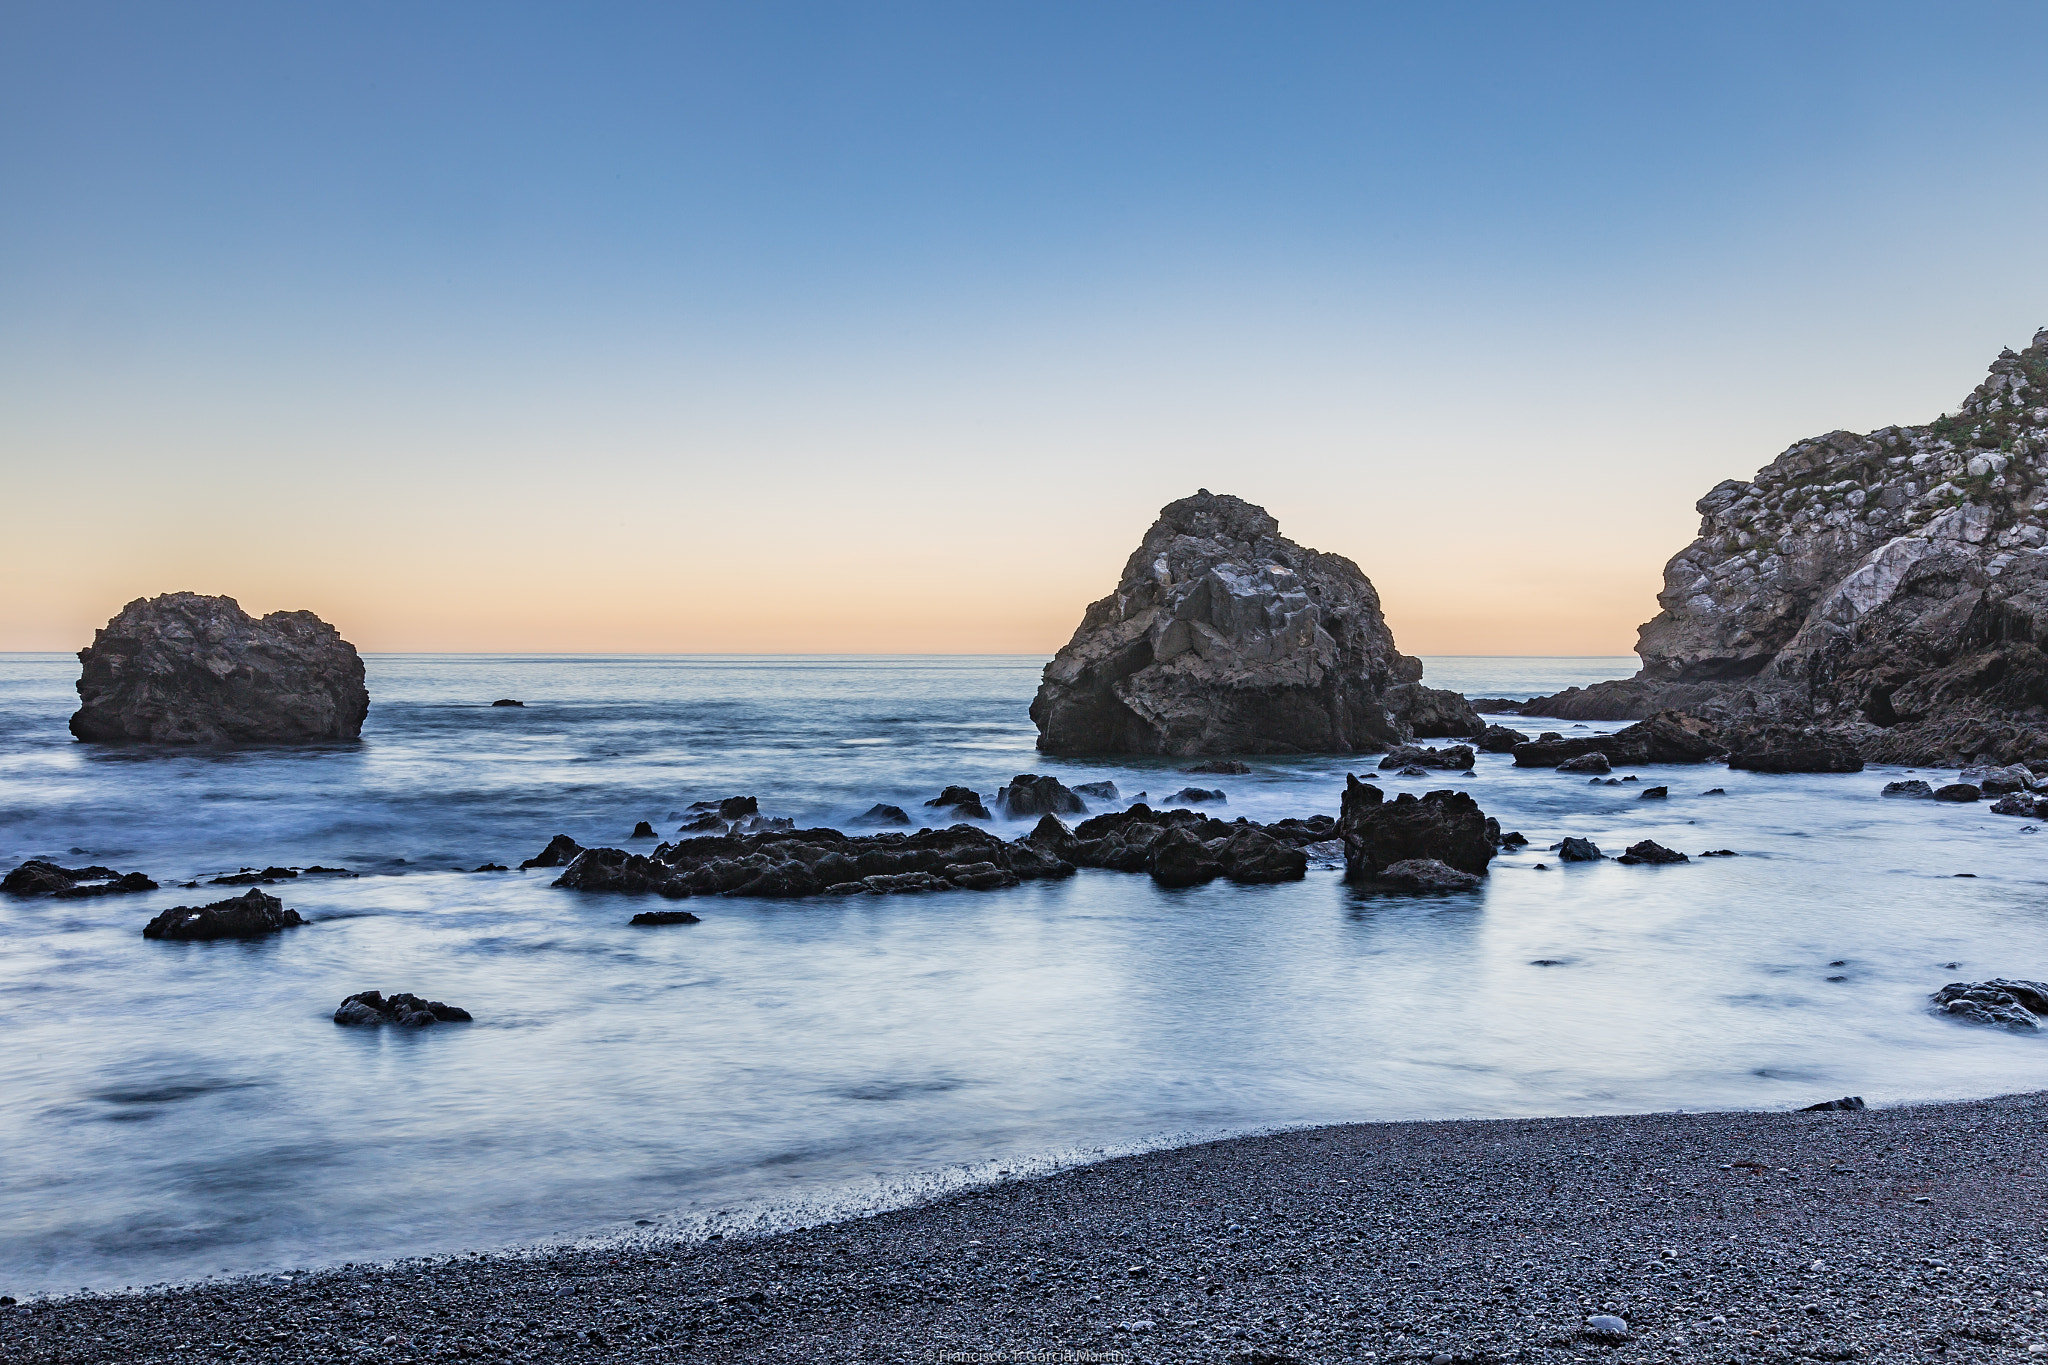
1072 780 1120 800
1639 785 1668 799
1617 840 1688 865
1556 837 1603 862
1498 830 1529 847
1699 848 1739 857
1182 760 1249 775
630 821 657 839
472 863 509 872
1557 752 1611 774
333 990 472 1027
1801 1096 1866 1112
1932 979 2048 1030
1933 783 1982 803
629 910 702 926
2 859 158 899
142 889 305 941
1883 779 1934 799
923 787 992 821
995 774 1086 818
855 803 913 826
1703 787 1726 795
1371 858 1483 891
1166 786 1226 805
490 699 523 707
211 865 298 885
520 834 585 869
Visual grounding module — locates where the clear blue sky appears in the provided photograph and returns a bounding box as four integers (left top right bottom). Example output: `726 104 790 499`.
7 2 2048 652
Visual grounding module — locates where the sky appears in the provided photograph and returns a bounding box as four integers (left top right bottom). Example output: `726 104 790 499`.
6 2 2048 656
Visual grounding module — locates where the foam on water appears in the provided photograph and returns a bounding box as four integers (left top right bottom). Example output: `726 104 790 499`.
4 652 2046 1294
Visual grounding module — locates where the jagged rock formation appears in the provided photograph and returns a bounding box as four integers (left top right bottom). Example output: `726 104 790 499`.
1521 332 2048 765
1337 779 1495 882
2 859 156 898
70 593 368 745
142 889 305 941
1031 491 1479 755
333 991 473 1028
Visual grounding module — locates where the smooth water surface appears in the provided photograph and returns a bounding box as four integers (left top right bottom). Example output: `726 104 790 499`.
5 653 2047 1294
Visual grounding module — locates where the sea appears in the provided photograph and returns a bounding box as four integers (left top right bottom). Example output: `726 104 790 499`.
4 652 2047 1296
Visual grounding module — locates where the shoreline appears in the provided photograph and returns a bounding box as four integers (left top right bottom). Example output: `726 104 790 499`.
12 1091 2048 1363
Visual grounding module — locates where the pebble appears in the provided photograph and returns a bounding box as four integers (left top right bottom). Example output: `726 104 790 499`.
1587 1313 1630 1337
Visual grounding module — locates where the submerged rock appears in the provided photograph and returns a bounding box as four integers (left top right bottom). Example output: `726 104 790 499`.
1883 779 1935 798
1165 786 1226 805
520 834 584 869
924 787 992 821
1556 837 1604 862
211 866 297 885
1616 840 1688 865
491 699 523 707
1556 752 1611 774
1072 780 1121 800
1376 743 1475 771
1990 792 2044 816
1182 760 1250 775
333 991 473 1027
630 909 702 925
1638 785 1669 799
995 774 1085 818
2 859 157 898
1030 805 1315 886
142 889 305 941
70 592 368 745
1029 490 1477 756
1931 979 2048 1030
630 821 657 839
1476 724 1529 753
1337 777 1494 881
855 803 913 826
1370 858 1483 891
1801 1096 1866 1112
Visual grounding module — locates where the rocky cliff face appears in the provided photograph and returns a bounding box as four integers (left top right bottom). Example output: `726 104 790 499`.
1030 491 1477 755
71 593 369 745
1523 330 2048 765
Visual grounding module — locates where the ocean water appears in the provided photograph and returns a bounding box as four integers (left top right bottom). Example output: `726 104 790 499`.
5 652 2048 1295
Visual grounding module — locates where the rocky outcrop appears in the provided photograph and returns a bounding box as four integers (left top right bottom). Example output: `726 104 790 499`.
70 593 368 745
1615 840 1687 865
1030 491 1479 755
924 787 992 821
1372 859 1483 891
1511 712 1725 768
1724 725 1864 773
3 860 156 898
1377 744 1475 771
995 774 1085 818
142 889 305 941
520 834 584 869
1336 778 1495 881
1932 979 2048 1030
1026 807 1318 887
1518 332 2048 767
334 991 473 1027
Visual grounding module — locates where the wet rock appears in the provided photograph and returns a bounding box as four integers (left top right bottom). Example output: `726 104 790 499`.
1337 777 1495 880
2 859 157 898
1370 858 1483 891
1585 1315 1630 1340
1961 763 2034 794
924 787 992 821
855 803 913 826
1700 848 1739 857
1377 743 1475 771
995 774 1086 818
861 871 954 894
1991 792 2044 817
1214 826 1308 883
944 862 1019 891
142 889 305 940
687 796 759 820
1726 725 1865 774
473 863 509 872
1072 780 1120 800
1395 764 1428 776
70 592 369 745
1498 830 1529 848
1476 724 1529 753
519 834 585 869
1801 1096 1866 1112
1883 780 1935 798
630 822 657 839
333 990 472 1027
1639 786 1668 799
1148 826 1224 888
552 848 694 898
1557 837 1604 862
1557 752 1611 774
1512 711 1723 767
1182 760 1250 775
678 811 728 833
1165 786 1226 805
630 910 702 925
491 699 523 707
1029 490 1474 755
211 866 297 885
1933 783 1982 802
1616 840 1688 865
1931 979 2048 1030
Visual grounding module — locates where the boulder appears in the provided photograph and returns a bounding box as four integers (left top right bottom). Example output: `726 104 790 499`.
1725 726 1864 774
630 821 657 839
142 889 305 940
1214 827 1308 883
1556 752 1611 774
1376 744 1475 771
1029 490 1474 755
1182 760 1250 775
630 909 702 925
1882 780 1934 798
1557 837 1604 862
70 592 368 745
924 787 993 821
678 811 728 832
1148 826 1224 888
945 861 1019 891
1990 792 2043 817
1615 840 1688 865
1476 724 1529 753
520 834 584 869
1337 777 1495 880
1931 979 2048 1030
686 796 759 820
1933 783 1982 802
1498 831 1529 848
333 991 473 1027
855 803 913 826
1638 786 1668 799
2 859 157 898
1961 763 2034 794
1165 786 1226 805
1072 780 1121 800
995 774 1086 818
1370 858 1483 891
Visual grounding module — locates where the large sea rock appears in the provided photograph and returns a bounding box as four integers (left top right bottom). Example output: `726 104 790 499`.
1517 332 2048 767
70 593 369 745
1030 491 1479 755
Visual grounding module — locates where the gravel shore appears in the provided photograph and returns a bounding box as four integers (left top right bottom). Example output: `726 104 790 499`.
10 1092 2048 1364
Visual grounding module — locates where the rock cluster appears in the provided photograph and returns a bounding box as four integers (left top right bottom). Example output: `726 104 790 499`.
1030 491 1478 755
1510 712 1725 768
1026 807 1325 887
2 859 156 898
1518 332 2048 767
333 991 474 1027
1931 978 2048 1030
69 592 369 745
1336 778 1495 884
141 888 305 940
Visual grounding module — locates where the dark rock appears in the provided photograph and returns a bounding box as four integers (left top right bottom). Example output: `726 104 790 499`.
1933 783 1982 802
944 862 1019 891
1182 760 1250 775
1703 787 1726 794
1468 698 1525 712
710 797 759 820
333 990 472 1027
1700 848 1739 857
519 834 584 869
1556 752 1611 774
1726 725 1864 774
1337 777 1495 880
70 592 368 744
1616 840 1688 865
491 699 523 707
1376 744 1475 771
924 787 992 821
1148 826 1223 888
1931 979 2048 1030
552 848 694 898
1639 785 1668 799
1883 780 1935 798
1214 827 1308 883
1557 837 1604 862
630 822 657 839
2 859 157 898
1370 858 1483 891
1476 724 1528 753
1498 830 1529 848
678 811 728 832
1990 792 2043 816
1962 763 2034 794
1165 786 1226 805
855 803 913 826
1395 764 1428 776
630 909 702 925
211 866 297 885
142 889 305 941
1029 490 1474 755
995 774 1085 818
1800 1096 1866 1112
1512 711 1723 767
1072 780 1120 800
473 863 509 872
